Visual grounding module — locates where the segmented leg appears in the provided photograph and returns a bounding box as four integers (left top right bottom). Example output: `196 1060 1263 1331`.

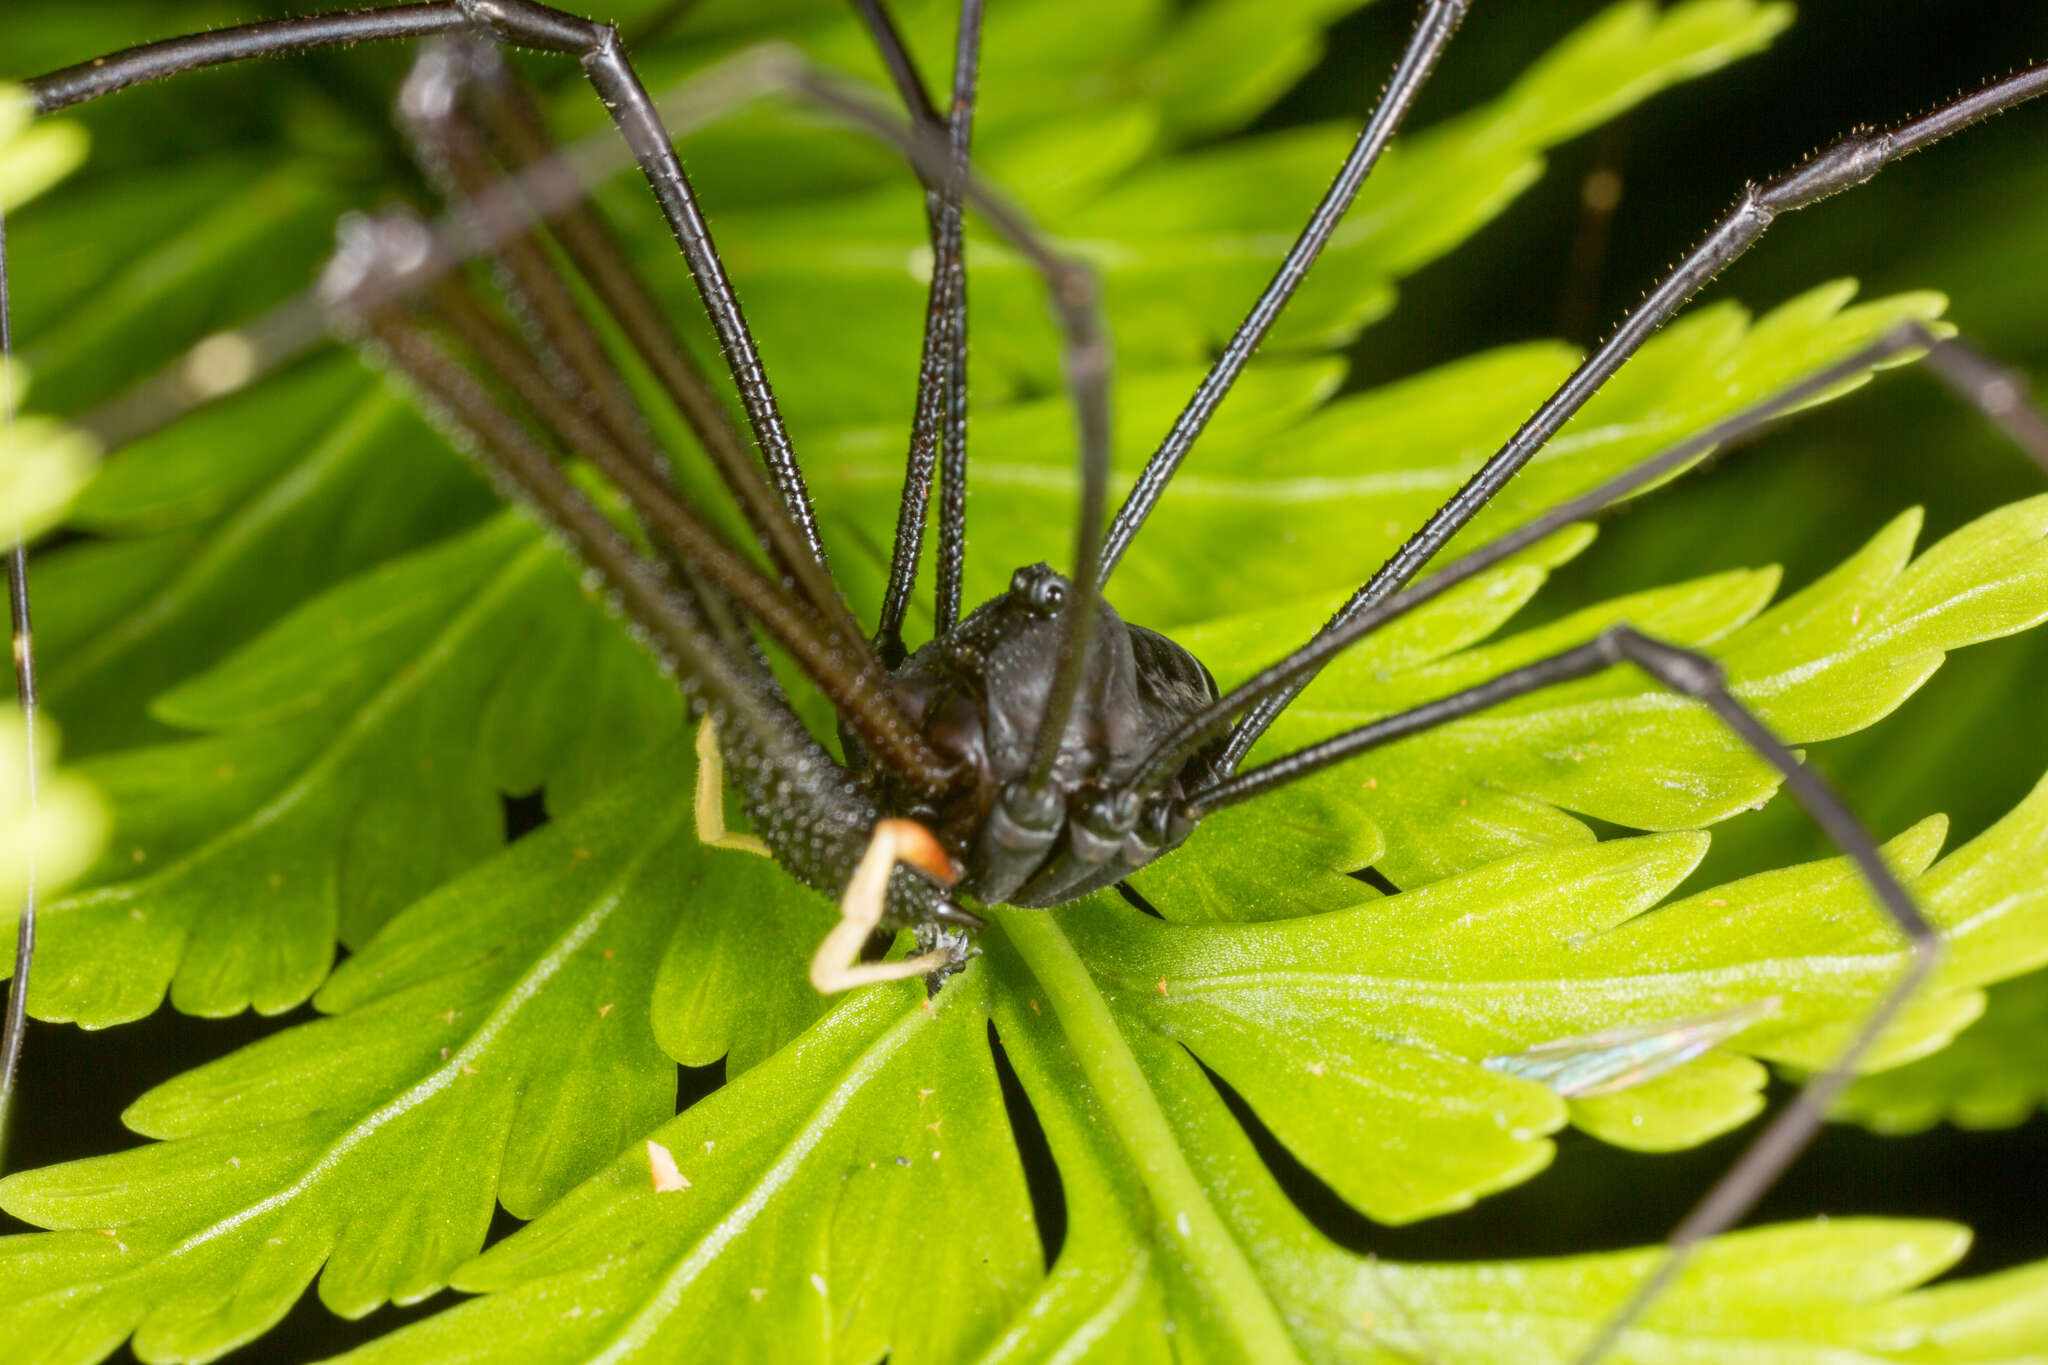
29 0 846 577
418 40 875 649
809 818 960 994
1100 0 1472 575
755 54 1112 790
0 204 37 1167
1219 57 2048 767
855 0 985 657
1123 322 2048 796
694 716 769 857
1184 625 1940 1361
18 2 968 797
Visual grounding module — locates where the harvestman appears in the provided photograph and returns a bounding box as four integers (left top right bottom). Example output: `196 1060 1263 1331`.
4 2 2048 1359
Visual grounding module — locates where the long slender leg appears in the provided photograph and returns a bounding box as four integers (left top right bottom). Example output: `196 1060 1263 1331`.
455 43 871 649
347 295 969 938
1220 58 2048 768
0 204 39 1166
1121 323 2048 796
25 0 838 575
759 55 1113 799
1186 626 1939 1361
357 295 783 740
29 6 1113 797
931 15 982 639
1098 0 1471 577
29 14 1080 667
25 8 957 791
30 18 1101 586
935 195 974 632
400 44 676 488
341 215 957 792
370 297 979 955
23 12 1102 785
402 42 893 707
363 270 982 964
856 0 984 660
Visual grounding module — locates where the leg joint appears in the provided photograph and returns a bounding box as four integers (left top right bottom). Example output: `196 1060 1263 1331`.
461 0 604 55
1605 625 1725 696
1760 130 1893 211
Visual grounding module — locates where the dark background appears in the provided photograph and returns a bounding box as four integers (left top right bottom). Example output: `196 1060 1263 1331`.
7 1 2048 1359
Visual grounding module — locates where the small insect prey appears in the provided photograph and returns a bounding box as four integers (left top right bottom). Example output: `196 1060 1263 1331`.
6 2 2048 1360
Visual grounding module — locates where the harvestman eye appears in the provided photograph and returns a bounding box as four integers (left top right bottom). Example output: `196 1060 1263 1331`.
2 3 2047 1362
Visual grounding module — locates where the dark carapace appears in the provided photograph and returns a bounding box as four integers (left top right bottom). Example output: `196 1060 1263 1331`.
849 564 1225 908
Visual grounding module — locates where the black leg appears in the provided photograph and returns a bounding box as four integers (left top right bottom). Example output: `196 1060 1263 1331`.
1185 624 1940 1360
21 8 1108 790
1121 323 2048 797
24 3 946 788
340 212 958 795
1221 57 2048 764
855 0 984 660
932 10 983 637
27 0 839 578
382 39 948 790
452 41 869 650
0 203 38 1170
762 55 1113 797
400 43 676 489
29 10 1072 662
1097 0 1470 578
350 297 967 933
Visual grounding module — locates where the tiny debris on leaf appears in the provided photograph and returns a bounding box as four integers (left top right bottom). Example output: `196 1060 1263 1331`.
647 1140 690 1191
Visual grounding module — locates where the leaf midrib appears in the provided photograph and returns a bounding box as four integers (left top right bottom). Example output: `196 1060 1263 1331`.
995 908 1307 1365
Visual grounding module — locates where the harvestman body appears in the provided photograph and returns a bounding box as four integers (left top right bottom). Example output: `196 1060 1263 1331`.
4 2 2048 1360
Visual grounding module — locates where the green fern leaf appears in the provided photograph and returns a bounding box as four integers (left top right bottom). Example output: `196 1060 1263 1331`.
14 513 684 1023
